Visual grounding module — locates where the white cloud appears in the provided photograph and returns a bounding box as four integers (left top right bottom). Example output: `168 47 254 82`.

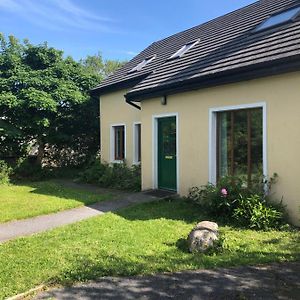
0 0 116 32
124 51 138 56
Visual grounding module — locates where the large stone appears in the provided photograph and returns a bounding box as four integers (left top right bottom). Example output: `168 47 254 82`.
188 221 219 253
194 221 218 232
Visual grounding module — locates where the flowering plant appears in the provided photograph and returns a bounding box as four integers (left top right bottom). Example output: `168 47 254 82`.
221 188 228 197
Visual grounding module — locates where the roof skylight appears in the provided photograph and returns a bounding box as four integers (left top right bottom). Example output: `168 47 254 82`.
128 55 156 74
254 6 300 32
168 39 200 60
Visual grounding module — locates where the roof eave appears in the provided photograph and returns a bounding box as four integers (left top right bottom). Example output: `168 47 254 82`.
125 55 300 102
90 73 151 97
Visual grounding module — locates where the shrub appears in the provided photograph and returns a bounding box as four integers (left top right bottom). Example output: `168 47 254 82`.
188 176 251 221
13 157 47 181
188 174 287 230
0 160 12 184
78 160 141 192
233 194 285 230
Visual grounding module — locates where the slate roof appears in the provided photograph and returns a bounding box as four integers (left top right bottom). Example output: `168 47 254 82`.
92 0 300 101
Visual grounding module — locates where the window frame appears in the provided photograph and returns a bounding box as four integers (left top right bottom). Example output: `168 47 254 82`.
127 55 156 74
168 39 200 60
110 124 126 163
253 6 300 33
209 102 267 184
133 122 142 164
216 108 263 184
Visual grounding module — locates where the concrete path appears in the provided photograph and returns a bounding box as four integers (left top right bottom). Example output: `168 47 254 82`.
35 262 300 300
0 184 159 243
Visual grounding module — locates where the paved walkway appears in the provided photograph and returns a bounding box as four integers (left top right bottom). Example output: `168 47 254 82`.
35 262 300 300
0 182 159 243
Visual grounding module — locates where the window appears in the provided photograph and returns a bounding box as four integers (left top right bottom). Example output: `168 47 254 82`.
254 6 300 32
168 39 200 60
133 123 141 163
113 125 125 161
128 55 156 74
216 108 263 183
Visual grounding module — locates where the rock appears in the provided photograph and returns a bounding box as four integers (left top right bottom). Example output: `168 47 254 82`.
194 221 218 232
188 221 219 253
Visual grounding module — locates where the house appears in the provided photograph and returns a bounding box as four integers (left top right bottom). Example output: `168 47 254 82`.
92 0 300 225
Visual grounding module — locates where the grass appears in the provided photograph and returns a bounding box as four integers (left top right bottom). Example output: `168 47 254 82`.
0 181 112 223
0 199 299 299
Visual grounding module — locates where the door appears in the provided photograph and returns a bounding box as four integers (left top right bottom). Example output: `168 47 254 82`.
157 116 177 191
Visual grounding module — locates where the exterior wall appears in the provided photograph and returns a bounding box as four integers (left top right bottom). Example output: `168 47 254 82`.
140 71 300 225
100 89 141 165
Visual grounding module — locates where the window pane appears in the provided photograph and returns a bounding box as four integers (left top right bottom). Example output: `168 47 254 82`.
233 110 248 178
114 126 124 160
217 108 263 183
251 109 263 177
217 112 231 177
255 6 300 32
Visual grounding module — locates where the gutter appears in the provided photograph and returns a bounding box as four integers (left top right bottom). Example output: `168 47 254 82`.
125 54 300 102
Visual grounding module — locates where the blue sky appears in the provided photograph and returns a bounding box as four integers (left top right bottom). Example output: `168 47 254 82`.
0 0 256 61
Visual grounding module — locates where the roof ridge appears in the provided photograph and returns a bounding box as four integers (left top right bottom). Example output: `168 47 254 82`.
152 1 260 45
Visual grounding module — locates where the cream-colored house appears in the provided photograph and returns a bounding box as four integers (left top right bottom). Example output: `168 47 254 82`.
92 0 300 225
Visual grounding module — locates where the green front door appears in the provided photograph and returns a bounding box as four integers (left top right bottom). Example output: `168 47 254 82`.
157 117 177 191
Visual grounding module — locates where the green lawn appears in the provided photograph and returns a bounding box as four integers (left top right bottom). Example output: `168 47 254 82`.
0 199 299 299
0 181 112 223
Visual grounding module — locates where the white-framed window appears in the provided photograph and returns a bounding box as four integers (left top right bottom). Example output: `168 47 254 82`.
209 103 267 184
133 122 141 164
168 39 200 60
254 6 300 32
128 55 156 74
110 124 126 162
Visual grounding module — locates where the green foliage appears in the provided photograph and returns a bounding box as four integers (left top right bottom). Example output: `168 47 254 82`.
0 160 12 184
79 52 125 78
13 157 46 181
188 174 287 230
0 34 124 166
78 160 141 192
233 194 284 230
188 176 248 218
0 199 299 299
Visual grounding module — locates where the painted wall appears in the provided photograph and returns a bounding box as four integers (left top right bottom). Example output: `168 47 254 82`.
140 72 300 225
100 89 141 165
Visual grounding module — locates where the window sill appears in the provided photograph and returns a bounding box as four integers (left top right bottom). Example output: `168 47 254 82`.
111 160 125 164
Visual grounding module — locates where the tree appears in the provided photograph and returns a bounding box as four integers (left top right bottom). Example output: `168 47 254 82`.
80 52 125 79
0 34 124 166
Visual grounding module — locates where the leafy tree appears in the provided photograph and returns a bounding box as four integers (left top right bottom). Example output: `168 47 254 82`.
0 34 123 166
80 52 125 79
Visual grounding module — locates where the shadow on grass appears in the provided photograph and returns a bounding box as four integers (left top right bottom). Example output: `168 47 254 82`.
10 180 113 206
116 198 212 223
45 246 300 300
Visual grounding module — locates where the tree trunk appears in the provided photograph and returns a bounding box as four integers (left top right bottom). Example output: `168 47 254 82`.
36 141 45 167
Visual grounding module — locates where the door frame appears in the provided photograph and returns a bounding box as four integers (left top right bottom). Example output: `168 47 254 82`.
152 113 179 193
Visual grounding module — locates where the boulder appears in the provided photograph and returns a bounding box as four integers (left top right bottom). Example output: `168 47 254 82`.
188 221 219 253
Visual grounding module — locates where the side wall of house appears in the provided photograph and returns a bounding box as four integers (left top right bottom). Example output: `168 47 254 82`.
140 71 300 225
100 89 141 165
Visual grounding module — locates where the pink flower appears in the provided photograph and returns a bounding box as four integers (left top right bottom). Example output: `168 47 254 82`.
221 188 228 197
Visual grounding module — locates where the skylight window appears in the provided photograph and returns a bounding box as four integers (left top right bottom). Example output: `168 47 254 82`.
254 6 300 32
128 55 156 74
168 39 200 60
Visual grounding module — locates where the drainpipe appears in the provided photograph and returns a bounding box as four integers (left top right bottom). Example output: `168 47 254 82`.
126 99 141 110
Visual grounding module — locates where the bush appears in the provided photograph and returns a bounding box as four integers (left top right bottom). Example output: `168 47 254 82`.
188 175 287 230
13 157 47 181
233 194 284 230
0 160 12 184
188 176 251 220
78 160 141 192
